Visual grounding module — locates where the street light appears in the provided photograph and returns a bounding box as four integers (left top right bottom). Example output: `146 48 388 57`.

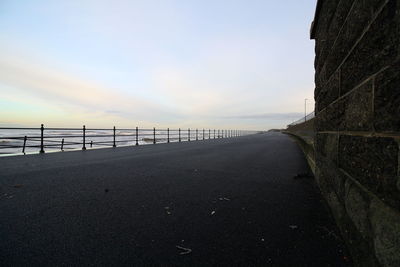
304 98 308 122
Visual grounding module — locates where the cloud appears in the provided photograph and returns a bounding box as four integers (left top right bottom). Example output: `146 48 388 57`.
223 112 304 120
0 52 179 126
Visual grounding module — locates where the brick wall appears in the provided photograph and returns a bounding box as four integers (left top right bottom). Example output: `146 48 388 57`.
311 1 400 266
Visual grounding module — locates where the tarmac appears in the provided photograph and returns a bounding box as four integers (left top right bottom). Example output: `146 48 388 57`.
0 132 351 266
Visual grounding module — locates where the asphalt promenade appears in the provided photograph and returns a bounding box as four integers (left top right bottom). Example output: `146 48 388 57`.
0 132 350 266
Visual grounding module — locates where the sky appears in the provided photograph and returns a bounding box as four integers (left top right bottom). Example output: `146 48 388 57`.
0 0 316 130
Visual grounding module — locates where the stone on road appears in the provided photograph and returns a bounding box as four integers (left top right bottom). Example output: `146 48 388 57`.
0 132 350 266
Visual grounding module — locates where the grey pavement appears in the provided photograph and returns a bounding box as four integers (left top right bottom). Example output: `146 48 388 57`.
0 132 350 266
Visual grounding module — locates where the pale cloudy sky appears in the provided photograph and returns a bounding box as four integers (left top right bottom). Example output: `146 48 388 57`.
0 0 316 130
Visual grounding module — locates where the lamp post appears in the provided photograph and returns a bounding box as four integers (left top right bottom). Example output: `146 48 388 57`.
304 98 308 122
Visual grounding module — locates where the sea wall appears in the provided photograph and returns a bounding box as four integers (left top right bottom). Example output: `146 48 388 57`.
311 0 400 266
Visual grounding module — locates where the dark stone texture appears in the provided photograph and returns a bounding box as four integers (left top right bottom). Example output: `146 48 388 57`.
315 69 340 112
324 0 387 81
314 0 342 73
313 0 400 265
315 0 356 75
340 1 400 95
315 99 344 131
316 157 347 204
316 133 339 163
315 162 380 267
323 0 356 69
370 199 400 266
344 178 373 240
374 60 400 132
339 79 374 131
338 135 399 207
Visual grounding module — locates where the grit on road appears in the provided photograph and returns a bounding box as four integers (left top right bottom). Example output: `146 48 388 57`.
0 132 350 266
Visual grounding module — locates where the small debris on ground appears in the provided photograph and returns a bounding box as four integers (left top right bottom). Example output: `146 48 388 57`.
289 225 298 230
104 189 109 193
13 184 24 188
176 245 192 255
261 238 265 242
211 211 216 215
218 197 230 201
164 207 172 215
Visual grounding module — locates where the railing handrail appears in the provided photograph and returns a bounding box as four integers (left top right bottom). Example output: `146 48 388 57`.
0 125 262 156
287 111 315 127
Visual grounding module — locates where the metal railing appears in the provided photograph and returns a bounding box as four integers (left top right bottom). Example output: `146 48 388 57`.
0 125 260 156
287 111 315 127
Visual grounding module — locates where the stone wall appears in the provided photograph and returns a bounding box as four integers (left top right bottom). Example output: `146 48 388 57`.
311 0 400 266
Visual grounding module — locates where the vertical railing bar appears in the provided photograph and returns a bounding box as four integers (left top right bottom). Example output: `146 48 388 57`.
167 128 170 143
22 136 27 154
40 124 45 153
203 129 205 140
136 127 139 146
113 126 116 147
153 127 156 144
188 128 190 142
61 138 64 151
90 140 93 148
179 128 181 142
196 129 198 141
82 125 86 150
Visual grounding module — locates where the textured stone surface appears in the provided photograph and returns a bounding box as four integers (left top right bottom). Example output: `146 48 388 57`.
340 1 400 95
370 199 400 267
315 99 343 131
374 60 400 132
339 135 399 206
312 0 400 265
345 179 372 239
339 79 374 131
316 133 339 163
314 0 342 74
324 0 387 81
315 69 340 112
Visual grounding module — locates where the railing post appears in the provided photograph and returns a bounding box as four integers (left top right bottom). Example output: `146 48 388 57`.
167 128 170 143
209 129 211 139
153 127 156 144
214 129 215 139
218 129 219 138
179 128 181 142
188 128 190 141
113 126 117 147
22 136 27 154
82 125 86 150
61 138 64 151
40 124 45 153
136 127 139 146
90 140 93 148
196 129 198 141
203 129 205 140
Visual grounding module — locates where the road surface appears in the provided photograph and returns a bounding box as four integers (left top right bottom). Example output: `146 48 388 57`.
0 132 350 266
